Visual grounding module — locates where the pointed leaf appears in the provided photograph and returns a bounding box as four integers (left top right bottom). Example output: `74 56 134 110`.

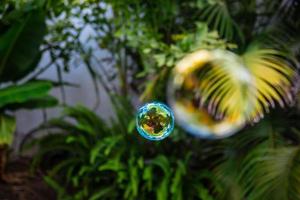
0 81 52 108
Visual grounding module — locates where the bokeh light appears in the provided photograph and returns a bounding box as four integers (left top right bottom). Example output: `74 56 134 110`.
136 102 174 141
167 50 246 139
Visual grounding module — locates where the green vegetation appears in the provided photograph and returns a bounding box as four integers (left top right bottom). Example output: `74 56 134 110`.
0 1 57 182
1 0 300 199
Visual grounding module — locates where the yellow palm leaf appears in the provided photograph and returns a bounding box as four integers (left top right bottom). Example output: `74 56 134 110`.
242 48 295 121
170 48 296 125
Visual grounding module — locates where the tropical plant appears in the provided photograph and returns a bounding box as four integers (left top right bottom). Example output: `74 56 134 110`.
0 1 58 182
172 47 296 123
23 97 218 200
16 0 300 199
24 99 300 200
107 0 299 120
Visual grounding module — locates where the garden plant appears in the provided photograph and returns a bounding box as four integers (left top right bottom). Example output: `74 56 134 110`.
1 0 300 200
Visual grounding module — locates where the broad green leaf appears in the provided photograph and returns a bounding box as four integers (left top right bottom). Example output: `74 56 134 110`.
0 81 52 108
0 114 16 146
4 95 58 110
0 10 46 82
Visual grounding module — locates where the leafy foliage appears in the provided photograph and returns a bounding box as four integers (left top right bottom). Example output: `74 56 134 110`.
0 1 58 146
241 146 300 200
242 48 296 118
26 100 300 200
24 100 208 199
198 0 245 43
0 81 53 109
4 0 300 199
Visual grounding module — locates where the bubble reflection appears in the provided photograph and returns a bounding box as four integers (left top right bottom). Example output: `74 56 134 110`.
167 50 245 139
136 102 174 141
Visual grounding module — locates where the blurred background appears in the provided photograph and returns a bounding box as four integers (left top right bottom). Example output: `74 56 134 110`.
0 0 300 199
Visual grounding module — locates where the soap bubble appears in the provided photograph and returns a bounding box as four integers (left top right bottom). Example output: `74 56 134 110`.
136 102 174 141
167 50 245 139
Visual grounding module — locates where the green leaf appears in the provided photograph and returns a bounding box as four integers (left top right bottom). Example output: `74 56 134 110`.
89 186 115 200
127 119 136 133
151 155 171 200
157 176 170 200
0 10 46 82
49 158 80 177
124 157 139 199
151 155 171 175
0 81 53 109
143 166 153 191
0 114 16 146
63 106 109 135
89 136 121 164
5 95 58 110
171 160 186 199
195 184 215 200
98 159 125 172
43 176 67 199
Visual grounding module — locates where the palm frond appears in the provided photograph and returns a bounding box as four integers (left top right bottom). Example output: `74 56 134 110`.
197 50 256 121
240 146 300 200
173 49 255 123
211 119 299 200
242 48 296 120
173 48 296 124
200 0 244 43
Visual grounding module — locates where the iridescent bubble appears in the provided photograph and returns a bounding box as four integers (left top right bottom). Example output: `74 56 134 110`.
136 102 174 141
167 50 246 139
